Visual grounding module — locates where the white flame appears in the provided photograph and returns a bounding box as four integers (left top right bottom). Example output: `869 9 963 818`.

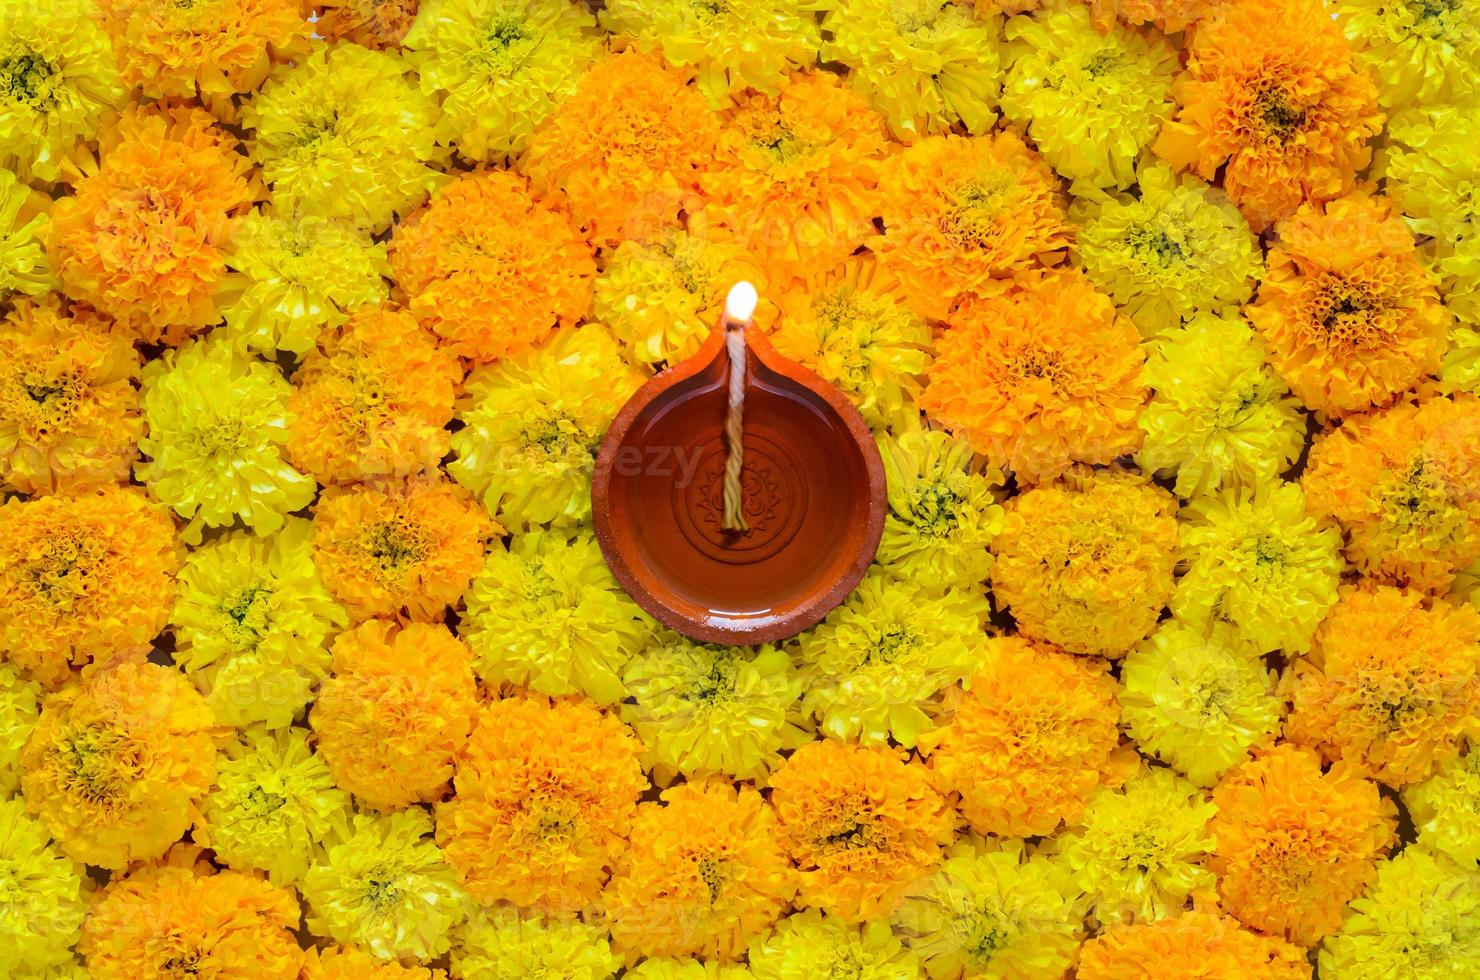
725 280 758 324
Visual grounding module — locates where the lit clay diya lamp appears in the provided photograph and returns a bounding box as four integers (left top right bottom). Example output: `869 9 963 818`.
594 282 886 644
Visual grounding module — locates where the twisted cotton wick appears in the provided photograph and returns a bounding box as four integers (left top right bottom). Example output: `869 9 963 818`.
721 281 757 531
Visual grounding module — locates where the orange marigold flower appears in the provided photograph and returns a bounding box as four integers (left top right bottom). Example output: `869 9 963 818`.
1249 193 1448 415
523 50 721 247
48 104 258 346
920 636 1132 838
314 0 421 49
1302 395 1480 592
21 664 222 869
311 475 497 622
287 305 461 485
769 740 953 922
0 295 141 495
1285 585 1480 787
1210 744 1396 946
922 269 1146 484
1087 0 1225 33
990 468 1178 657
303 945 447 979
436 692 647 916
80 847 302 980
390 168 595 363
873 131 1071 319
0 486 179 688
696 70 888 288
602 780 794 962
1154 0 1383 229
1078 909 1312 980
313 619 478 811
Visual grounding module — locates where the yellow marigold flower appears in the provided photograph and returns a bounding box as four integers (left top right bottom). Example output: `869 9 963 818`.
243 43 446 234
620 632 808 785
821 0 1000 143
462 530 653 706
1249 193 1448 415
770 740 953 922
1403 749 1480 866
1072 163 1262 337
696 71 887 286
452 907 620 980
1285 584 1480 787
21 663 220 869
405 0 600 163
628 958 753 980
303 945 448 980
1079 909 1312 980
0 661 40 797
921 636 1130 838
1000 1 1177 192
1302 395 1480 592
794 572 988 748
0 486 178 688
311 475 495 622
1210 744 1397 946
1175 483 1344 655
0 168 52 302
0 295 141 495
1136 313 1304 498
1046 767 1216 926
893 836 1083 980
313 620 478 810
1085 0 1224 32
219 209 391 357
922 270 1145 483
390 168 594 362
873 131 1071 319
523 50 721 247
1318 847 1480 979
82 848 301 979
991 468 1177 657
0 798 88 976
1333 0 1480 108
138 335 314 543
749 909 921 980
195 726 353 885
772 256 932 433
315 0 421 49
436 692 646 915
1154 0 1383 230
449 326 643 530
302 808 468 962
603 781 793 962
288 305 460 486
0 0 123 185
1120 621 1281 787
48 104 257 344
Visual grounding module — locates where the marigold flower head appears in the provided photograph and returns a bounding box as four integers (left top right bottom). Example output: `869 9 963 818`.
219 209 391 356
921 635 1130 838
138 335 314 543
1154 0 1383 230
524 50 720 247
991 468 1178 657
603 780 794 962
449 326 643 529
288 305 460 486
1136 313 1304 498
0 799 89 977
311 475 495 622
0 661 40 797
436 692 646 915
873 132 1071 319
48 104 257 344
0 168 53 302
627 958 753 980
243 43 446 234
302 808 468 962
1403 749 1480 866
452 907 621 980
0 486 179 688
821 0 1001 142
313 620 478 810
1085 0 1224 32
21 662 221 869
795 573 989 748
1210 744 1397 946
302 945 448 980
0 295 141 495
620 632 808 785
1333 0 1480 108
748 910 921 980
1078 909 1312 980
81 848 303 980
462 530 654 706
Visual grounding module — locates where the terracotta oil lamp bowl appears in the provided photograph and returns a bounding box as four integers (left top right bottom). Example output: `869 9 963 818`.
593 283 886 645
